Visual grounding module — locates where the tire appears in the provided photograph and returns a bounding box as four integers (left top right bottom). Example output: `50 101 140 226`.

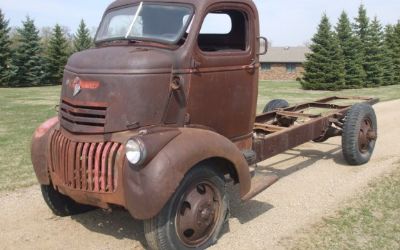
144 166 229 250
263 99 289 113
342 103 378 166
41 185 95 217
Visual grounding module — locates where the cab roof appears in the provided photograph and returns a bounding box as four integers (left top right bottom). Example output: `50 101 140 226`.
107 0 256 12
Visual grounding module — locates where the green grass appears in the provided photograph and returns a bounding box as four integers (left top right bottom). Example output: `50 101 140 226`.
0 86 60 191
286 164 400 250
0 81 400 191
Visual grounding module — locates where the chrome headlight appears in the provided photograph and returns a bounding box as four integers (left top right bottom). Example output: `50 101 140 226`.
125 138 146 166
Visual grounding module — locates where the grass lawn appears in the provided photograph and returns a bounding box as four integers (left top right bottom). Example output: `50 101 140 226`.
286 163 400 250
0 86 61 191
0 81 400 191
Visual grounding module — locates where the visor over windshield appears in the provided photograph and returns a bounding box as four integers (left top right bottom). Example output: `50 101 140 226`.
95 2 194 45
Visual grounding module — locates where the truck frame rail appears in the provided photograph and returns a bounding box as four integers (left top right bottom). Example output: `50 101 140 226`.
253 96 379 163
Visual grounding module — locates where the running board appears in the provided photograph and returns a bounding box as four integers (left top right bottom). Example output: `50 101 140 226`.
242 173 279 201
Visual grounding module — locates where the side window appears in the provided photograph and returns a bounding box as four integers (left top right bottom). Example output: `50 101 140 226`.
198 9 247 52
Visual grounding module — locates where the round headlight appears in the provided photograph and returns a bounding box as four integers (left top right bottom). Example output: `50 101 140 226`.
125 139 145 166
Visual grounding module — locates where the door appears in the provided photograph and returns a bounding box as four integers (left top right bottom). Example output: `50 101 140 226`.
187 4 258 140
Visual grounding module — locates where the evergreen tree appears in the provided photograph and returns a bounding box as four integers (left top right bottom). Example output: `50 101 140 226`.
353 4 370 82
73 20 92 52
335 11 365 88
382 25 396 85
301 14 345 90
364 17 385 87
354 4 370 41
44 24 69 85
0 9 12 86
10 17 44 86
393 22 400 84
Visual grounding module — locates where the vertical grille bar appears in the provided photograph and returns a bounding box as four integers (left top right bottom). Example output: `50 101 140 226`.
88 144 96 191
66 141 75 186
60 136 67 182
101 142 112 192
108 143 119 192
75 143 83 189
81 143 90 190
94 143 104 192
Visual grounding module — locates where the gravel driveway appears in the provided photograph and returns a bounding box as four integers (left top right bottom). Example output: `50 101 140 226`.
1 100 399 250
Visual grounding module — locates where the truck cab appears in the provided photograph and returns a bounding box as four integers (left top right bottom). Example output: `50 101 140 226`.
31 0 378 249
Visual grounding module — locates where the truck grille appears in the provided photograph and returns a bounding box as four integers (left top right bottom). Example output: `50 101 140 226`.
60 98 107 133
49 130 122 193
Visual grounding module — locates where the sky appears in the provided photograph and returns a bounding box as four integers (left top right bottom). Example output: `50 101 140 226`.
1 0 400 46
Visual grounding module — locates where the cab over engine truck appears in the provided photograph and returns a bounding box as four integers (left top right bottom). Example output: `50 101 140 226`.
31 0 379 249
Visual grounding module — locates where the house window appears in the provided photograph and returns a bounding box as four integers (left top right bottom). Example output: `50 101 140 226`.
261 63 271 71
286 63 296 73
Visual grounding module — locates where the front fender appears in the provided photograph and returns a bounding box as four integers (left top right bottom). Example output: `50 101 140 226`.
123 128 251 220
31 117 59 185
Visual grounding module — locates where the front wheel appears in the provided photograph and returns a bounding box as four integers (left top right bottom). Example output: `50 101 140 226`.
41 185 95 217
342 103 378 165
144 166 229 250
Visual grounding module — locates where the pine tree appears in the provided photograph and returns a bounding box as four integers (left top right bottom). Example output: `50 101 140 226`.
364 17 385 87
44 24 69 85
335 11 365 88
10 17 44 86
354 4 370 42
73 20 92 52
0 9 12 86
301 14 345 90
382 25 396 85
393 22 400 84
353 4 370 83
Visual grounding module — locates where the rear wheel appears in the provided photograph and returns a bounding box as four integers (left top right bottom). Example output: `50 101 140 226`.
263 99 289 113
144 166 228 250
41 185 95 217
342 103 378 165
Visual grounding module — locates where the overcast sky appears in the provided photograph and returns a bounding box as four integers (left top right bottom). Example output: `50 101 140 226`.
1 0 400 46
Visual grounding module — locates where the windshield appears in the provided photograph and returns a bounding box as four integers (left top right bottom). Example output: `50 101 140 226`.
95 2 193 44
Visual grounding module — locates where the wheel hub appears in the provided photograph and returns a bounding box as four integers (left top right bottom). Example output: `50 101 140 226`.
176 182 221 247
358 118 376 153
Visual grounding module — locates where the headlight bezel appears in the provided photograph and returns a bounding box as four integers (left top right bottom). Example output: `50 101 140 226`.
125 138 147 168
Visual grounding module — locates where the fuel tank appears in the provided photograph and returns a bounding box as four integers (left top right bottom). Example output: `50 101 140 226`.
61 46 178 134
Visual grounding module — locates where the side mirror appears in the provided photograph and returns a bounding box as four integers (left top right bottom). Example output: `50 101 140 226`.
257 36 268 56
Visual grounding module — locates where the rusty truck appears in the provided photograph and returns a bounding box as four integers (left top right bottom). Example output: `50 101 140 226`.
31 0 378 249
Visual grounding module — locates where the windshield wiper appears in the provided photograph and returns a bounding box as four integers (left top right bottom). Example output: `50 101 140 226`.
125 1 143 38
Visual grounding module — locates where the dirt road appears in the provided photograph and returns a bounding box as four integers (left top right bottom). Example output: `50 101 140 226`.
1 100 399 250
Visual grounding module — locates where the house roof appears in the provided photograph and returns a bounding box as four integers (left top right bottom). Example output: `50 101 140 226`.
260 46 310 63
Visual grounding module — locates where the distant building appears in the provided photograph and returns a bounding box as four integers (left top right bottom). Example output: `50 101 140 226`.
259 46 310 81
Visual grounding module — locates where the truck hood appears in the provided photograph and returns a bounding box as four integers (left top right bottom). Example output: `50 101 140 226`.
60 46 177 134
65 46 176 75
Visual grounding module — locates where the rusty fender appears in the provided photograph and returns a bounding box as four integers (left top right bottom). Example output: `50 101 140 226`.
31 117 59 185
123 128 251 220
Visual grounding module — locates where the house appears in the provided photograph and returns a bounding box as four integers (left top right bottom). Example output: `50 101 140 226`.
259 46 310 81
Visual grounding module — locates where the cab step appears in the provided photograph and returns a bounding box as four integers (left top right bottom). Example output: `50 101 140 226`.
242 173 279 201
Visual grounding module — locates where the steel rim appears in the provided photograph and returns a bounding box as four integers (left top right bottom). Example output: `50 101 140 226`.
358 117 376 153
175 180 221 247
